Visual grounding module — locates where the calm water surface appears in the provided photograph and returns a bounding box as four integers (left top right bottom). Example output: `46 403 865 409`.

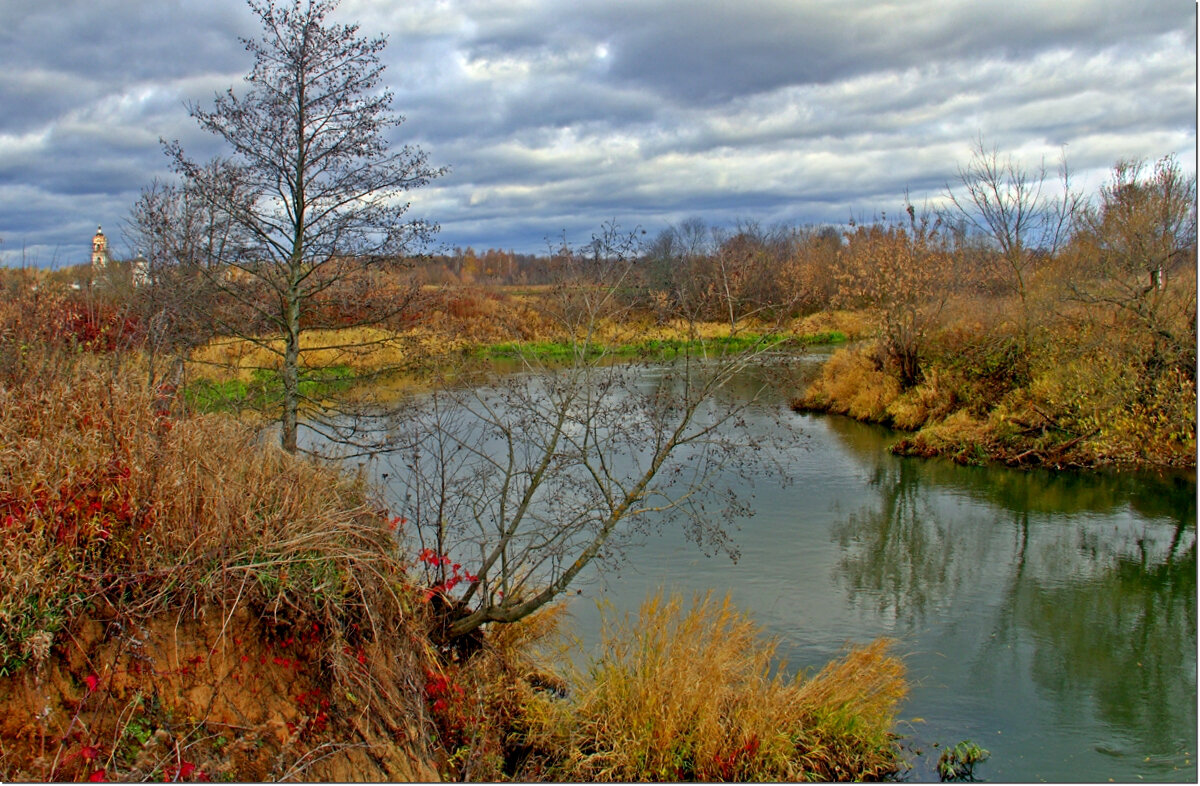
361 353 1196 782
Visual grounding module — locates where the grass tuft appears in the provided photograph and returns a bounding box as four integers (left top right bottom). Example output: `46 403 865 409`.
517 591 907 781
796 345 902 422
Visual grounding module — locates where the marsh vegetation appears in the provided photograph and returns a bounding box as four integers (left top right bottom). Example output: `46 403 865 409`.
1 0 1193 780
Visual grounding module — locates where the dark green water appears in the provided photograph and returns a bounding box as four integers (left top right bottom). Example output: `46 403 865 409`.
353 353 1196 782
557 360 1197 782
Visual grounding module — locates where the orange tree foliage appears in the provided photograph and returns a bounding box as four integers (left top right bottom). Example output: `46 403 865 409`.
836 211 955 388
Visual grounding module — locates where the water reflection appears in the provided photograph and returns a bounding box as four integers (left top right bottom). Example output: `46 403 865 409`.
1016 542 1195 755
823 413 1196 781
833 459 967 622
329 360 1196 782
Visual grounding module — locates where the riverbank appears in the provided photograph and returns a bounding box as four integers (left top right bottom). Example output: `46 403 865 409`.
0 344 442 780
188 295 868 377
0 276 907 782
793 312 1196 470
182 291 867 412
189 284 1195 472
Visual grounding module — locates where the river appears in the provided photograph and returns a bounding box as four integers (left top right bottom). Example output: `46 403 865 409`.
343 350 1196 782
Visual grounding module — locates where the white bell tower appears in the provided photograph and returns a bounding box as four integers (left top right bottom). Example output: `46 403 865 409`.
91 225 110 272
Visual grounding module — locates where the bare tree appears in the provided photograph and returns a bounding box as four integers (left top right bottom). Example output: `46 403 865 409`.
1068 156 1197 377
945 138 1082 366
643 217 723 322
385 229 796 642
164 0 445 452
643 218 812 327
124 169 249 390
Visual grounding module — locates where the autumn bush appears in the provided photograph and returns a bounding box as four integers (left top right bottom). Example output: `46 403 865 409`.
795 156 1196 470
0 276 143 376
800 304 1196 468
797 344 902 422
835 215 954 388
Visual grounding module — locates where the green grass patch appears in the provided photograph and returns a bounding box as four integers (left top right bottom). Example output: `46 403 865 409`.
184 364 356 413
471 340 587 361
795 329 848 345
470 330 845 362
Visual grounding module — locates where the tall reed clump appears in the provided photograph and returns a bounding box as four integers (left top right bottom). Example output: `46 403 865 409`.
519 592 907 782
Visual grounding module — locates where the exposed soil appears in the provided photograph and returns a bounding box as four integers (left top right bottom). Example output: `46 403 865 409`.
0 601 439 782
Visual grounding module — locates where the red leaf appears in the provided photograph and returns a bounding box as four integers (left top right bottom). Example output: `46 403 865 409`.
84 674 99 692
87 769 107 782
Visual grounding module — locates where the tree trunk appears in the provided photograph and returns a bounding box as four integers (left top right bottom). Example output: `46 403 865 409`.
282 287 301 453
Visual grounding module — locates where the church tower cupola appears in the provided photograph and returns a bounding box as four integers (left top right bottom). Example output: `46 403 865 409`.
91 225 109 271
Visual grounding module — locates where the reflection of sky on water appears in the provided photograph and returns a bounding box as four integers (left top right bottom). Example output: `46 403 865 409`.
566 404 1195 782
331 363 1195 782
824 415 1195 781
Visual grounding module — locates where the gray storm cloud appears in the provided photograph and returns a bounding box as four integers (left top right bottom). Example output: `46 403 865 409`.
0 0 1194 263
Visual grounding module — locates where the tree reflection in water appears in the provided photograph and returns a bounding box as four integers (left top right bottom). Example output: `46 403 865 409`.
833 459 962 621
826 411 1196 779
1011 535 1195 762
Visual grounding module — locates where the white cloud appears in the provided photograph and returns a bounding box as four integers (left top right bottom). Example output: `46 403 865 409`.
0 0 1194 262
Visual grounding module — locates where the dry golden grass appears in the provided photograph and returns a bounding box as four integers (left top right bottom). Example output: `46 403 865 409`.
791 308 877 341
603 318 762 342
189 326 444 380
0 278 439 779
188 303 824 385
518 592 907 782
187 287 548 381
0 304 437 772
891 410 996 463
886 368 959 430
798 345 902 422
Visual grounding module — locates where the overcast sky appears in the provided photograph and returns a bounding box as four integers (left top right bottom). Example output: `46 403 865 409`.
0 0 1195 265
